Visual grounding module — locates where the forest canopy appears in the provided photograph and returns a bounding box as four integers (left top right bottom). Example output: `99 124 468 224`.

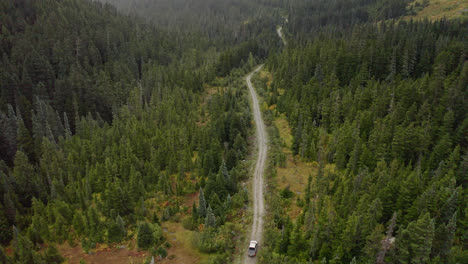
0 0 467 263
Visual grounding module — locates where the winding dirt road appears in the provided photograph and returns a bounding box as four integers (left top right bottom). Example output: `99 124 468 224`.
276 26 287 46
243 65 267 264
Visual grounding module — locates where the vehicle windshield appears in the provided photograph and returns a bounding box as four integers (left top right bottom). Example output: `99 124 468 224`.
248 247 255 253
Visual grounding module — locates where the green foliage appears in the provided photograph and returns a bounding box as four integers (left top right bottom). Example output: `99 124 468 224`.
156 246 168 258
2 0 465 263
0 246 11 264
43 245 65 264
72 212 86 237
137 222 156 250
216 40 263 76
395 213 435 263
9 231 65 263
107 215 126 243
193 222 240 254
280 186 294 199
198 188 207 218
205 206 216 227
1 7 262 264
262 12 467 264
98 0 280 52
0 208 12 245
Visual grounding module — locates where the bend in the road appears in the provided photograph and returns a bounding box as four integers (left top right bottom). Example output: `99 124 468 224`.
276 26 287 46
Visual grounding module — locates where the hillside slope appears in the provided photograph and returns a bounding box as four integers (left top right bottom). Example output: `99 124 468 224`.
405 0 468 20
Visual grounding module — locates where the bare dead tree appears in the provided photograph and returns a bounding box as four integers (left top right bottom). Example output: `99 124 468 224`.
377 212 397 264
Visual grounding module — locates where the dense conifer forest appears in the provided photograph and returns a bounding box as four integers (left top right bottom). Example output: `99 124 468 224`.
257 2 467 263
0 0 467 263
259 19 467 263
0 0 268 263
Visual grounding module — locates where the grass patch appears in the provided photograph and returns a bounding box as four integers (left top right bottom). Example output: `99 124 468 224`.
405 0 468 20
57 241 147 264
160 222 209 264
274 114 293 149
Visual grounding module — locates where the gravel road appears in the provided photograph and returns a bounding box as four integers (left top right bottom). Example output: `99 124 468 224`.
243 65 267 264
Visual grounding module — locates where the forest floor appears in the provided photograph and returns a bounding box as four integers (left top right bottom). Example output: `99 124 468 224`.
58 223 207 264
273 114 318 220
404 0 468 20
58 243 147 264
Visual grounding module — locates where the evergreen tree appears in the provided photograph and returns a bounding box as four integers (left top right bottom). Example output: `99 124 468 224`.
137 222 155 250
224 194 232 212
192 201 198 221
440 188 459 224
12 150 36 206
0 207 12 245
364 224 385 262
72 212 85 237
108 215 126 243
63 112 72 138
87 207 102 242
432 212 456 261
16 112 34 160
198 188 207 218
43 245 65 264
3 190 16 225
395 213 435 264
205 206 216 227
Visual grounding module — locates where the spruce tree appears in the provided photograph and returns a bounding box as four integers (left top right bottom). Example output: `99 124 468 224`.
224 194 232 212
16 111 34 160
3 192 16 225
72 212 85 236
432 212 456 261
198 187 207 218
6 104 17 152
87 207 102 242
108 215 126 243
0 207 12 245
440 188 459 224
192 201 198 221
12 150 36 206
63 112 72 138
396 213 435 264
205 206 216 227
137 222 154 249
116 215 126 237
43 245 65 263
214 172 228 199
